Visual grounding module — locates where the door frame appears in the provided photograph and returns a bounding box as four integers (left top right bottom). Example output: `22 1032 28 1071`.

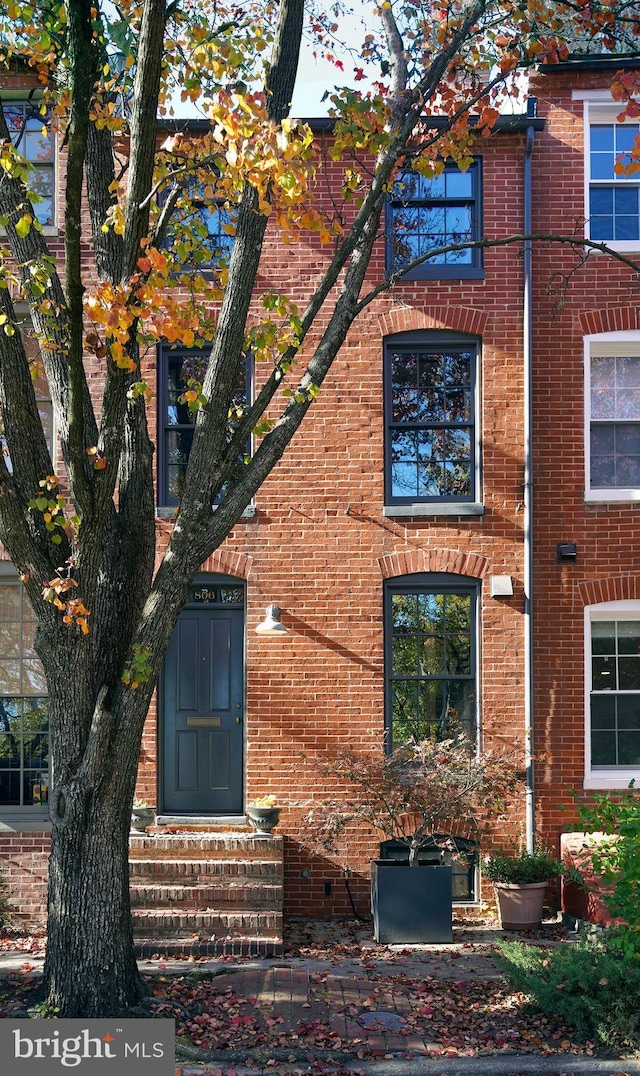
158 572 246 817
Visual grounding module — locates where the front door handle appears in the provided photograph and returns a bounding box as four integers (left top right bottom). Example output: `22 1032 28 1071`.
235 716 243 725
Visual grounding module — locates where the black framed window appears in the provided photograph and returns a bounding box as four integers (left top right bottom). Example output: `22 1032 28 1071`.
158 347 249 507
161 177 235 273
385 332 478 504
385 575 478 752
387 161 482 279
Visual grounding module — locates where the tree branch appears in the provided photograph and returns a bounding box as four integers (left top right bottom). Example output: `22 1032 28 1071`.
122 0 167 279
0 103 99 500
173 0 305 524
65 0 100 519
356 232 640 313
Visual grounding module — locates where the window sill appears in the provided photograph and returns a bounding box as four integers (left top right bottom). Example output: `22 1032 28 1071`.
584 774 639 790
156 504 257 520
395 267 485 282
383 503 485 518
585 491 640 504
0 812 51 832
0 226 58 237
586 240 640 255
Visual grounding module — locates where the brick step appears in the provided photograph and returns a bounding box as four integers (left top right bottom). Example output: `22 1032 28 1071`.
130 908 282 937
129 830 284 958
130 881 283 907
129 834 282 861
128 858 282 881
134 935 283 959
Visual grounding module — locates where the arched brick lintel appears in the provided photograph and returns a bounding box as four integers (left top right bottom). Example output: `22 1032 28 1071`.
379 549 490 580
378 306 488 339
578 308 640 336
199 549 253 580
578 575 640 608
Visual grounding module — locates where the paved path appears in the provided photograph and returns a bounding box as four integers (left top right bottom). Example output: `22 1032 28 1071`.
3 927 640 1076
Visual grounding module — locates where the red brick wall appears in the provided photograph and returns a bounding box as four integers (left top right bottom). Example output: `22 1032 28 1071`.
133 128 533 916
8 64 635 923
529 66 640 856
0 833 49 928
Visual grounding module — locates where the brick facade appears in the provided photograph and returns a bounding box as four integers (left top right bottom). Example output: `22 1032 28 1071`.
529 63 640 855
1 58 639 929
0 834 49 927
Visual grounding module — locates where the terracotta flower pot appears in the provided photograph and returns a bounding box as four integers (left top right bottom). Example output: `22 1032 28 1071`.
494 881 547 930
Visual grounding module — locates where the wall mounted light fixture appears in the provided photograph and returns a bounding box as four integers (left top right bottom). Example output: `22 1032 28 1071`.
557 542 577 563
490 575 514 598
255 604 288 635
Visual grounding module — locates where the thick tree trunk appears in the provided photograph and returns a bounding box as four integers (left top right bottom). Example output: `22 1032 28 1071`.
43 757 142 1016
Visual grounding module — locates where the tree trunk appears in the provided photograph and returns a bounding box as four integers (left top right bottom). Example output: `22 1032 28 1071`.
43 763 142 1016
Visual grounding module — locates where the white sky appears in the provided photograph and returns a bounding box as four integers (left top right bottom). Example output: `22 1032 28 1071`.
291 2 375 118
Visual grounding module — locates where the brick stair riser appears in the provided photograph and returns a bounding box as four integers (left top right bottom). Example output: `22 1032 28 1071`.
128 831 284 950
131 910 281 936
130 883 283 907
134 937 283 959
128 860 282 881
129 836 282 861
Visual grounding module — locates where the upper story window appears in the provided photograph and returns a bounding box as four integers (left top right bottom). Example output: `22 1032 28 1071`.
585 332 640 502
0 576 48 811
585 601 640 789
585 104 640 250
384 332 479 508
158 346 249 507
162 179 235 273
385 574 478 752
3 101 54 227
387 161 483 279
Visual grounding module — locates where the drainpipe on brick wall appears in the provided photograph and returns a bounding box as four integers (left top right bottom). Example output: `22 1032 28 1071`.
523 97 537 852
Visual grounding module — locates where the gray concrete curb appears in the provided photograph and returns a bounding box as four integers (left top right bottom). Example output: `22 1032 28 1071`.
175 1057 640 1075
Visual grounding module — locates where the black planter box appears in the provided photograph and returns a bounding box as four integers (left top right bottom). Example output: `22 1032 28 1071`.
371 860 453 944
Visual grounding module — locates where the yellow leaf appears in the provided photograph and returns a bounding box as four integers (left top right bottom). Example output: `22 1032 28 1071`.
15 214 32 238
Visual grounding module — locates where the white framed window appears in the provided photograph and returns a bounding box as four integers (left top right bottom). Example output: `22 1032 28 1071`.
584 332 640 502
585 600 640 789
0 569 48 813
584 102 640 252
2 100 55 229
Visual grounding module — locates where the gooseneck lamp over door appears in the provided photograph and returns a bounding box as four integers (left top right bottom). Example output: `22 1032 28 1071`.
255 604 288 634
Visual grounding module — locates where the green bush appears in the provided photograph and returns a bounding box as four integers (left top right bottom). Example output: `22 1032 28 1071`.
483 847 563 884
497 935 640 1054
573 789 640 958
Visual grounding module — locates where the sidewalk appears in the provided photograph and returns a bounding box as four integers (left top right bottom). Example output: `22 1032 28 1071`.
2 919 640 1076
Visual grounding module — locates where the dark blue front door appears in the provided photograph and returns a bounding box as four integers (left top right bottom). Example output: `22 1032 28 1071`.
161 588 244 815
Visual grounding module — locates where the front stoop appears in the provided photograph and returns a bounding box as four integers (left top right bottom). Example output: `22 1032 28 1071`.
129 831 283 958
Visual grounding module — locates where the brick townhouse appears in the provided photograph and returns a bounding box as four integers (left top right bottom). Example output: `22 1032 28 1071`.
0 50 638 949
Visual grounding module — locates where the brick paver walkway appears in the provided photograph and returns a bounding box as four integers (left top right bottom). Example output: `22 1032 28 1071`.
173 956 506 1061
